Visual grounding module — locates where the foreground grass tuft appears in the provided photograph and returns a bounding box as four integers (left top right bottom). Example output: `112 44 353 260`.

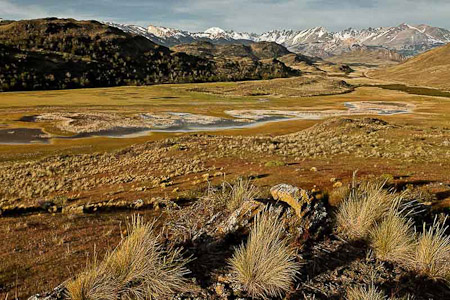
370 212 415 263
336 181 398 240
227 178 260 211
229 209 299 299
411 217 450 281
65 261 117 300
66 216 191 300
346 284 387 300
206 178 260 211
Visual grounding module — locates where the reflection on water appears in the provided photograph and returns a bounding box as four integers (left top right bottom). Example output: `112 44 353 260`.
3 101 413 144
66 115 290 139
0 128 50 144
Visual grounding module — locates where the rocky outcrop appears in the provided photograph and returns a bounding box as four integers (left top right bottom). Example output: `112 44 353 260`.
216 200 263 235
271 184 329 241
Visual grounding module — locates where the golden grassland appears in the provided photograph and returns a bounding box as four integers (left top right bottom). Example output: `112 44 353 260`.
369 43 450 91
0 75 449 162
0 73 450 298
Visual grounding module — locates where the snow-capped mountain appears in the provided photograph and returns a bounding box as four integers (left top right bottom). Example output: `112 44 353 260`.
105 22 450 57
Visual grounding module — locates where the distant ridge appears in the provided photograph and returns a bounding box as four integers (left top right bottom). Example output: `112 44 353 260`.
370 43 450 91
107 22 450 58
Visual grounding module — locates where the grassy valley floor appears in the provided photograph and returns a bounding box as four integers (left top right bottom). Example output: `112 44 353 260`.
0 75 449 298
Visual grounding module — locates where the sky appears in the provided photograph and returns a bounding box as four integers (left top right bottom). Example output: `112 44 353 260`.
1 0 450 33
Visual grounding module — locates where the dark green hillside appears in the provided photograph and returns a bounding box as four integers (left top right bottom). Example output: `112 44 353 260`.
0 18 298 92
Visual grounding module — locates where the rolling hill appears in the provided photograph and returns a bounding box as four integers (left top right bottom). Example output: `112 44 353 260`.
0 18 298 92
370 43 450 91
171 41 318 73
327 46 406 67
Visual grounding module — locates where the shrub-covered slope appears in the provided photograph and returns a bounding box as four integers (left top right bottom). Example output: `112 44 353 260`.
0 18 298 92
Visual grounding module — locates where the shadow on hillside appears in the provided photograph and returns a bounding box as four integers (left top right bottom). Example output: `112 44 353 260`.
183 230 248 288
300 239 368 280
380 271 450 299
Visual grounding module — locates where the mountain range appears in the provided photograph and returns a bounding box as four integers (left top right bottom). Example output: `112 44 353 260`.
107 22 450 58
0 18 298 92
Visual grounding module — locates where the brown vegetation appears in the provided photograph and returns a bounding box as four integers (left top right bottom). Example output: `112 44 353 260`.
229 209 300 298
66 216 190 300
370 43 450 90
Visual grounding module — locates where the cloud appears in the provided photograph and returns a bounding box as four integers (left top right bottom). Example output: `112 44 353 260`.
0 0 48 19
1 0 449 32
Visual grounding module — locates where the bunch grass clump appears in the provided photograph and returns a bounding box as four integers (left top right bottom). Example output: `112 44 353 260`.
66 216 191 300
205 178 260 211
227 177 260 211
346 284 387 300
370 212 415 263
410 217 450 281
229 209 300 299
336 180 400 240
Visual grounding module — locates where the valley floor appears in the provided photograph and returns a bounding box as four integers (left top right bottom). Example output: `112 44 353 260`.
0 73 449 298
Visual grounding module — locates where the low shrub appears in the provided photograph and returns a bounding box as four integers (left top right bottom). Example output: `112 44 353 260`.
264 160 286 167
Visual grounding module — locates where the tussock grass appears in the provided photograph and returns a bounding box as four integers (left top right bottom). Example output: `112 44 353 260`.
66 216 191 300
228 178 260 211
336 180 400 240
65 259 117 300
346 284 387 300
205 178 260 211
410 217 450 281
370 212 415 263
229 209 299 299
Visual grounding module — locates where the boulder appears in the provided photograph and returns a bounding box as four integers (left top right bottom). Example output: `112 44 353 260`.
270 183 311 218
216 200 263 236
270 183 329 241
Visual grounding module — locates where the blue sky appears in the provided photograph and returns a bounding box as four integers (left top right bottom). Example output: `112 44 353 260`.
1 0 449 32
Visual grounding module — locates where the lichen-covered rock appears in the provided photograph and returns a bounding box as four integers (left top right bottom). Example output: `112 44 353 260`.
271 183 330 241
216 200 263 236
270 183 309 217
27 284 66 300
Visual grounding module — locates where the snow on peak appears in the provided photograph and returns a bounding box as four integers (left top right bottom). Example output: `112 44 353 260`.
204 27 226 35
105 21 450 58
147 24 188 38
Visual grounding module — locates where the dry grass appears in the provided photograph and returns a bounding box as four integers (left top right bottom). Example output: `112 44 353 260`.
410 217 450 281
66 216 191 300
370 43 450 91
227 178 260 211
205 178 260 211
346 284 387 300
229 208 300 299
65 259 117 300
369 212 415 263
328 185 350 206
336 180 401 240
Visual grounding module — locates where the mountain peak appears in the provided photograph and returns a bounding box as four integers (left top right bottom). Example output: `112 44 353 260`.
106 21 450 58
204 27 226 35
